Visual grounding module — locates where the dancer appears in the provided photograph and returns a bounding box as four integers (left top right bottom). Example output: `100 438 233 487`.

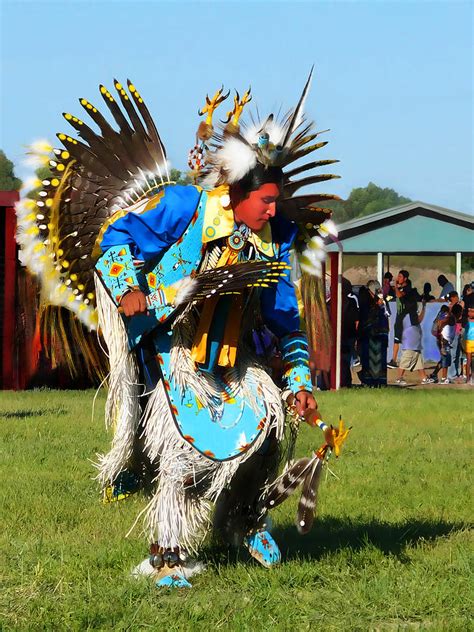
16 73 349 587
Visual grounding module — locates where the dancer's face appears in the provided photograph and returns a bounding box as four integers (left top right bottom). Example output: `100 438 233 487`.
232 183 280 231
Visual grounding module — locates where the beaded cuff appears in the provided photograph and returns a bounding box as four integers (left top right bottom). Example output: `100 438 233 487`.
280 331 312 393
95 244 141 306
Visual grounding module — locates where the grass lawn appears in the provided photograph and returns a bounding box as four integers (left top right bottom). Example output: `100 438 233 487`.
1 388 472 631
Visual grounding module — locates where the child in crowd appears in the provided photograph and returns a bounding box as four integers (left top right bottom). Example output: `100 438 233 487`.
464 305 474 385
449 303 464 380
396 300 433 385
437 307 455 384
429 305 452 383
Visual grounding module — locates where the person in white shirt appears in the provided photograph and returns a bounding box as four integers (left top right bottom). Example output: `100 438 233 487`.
396 300 433 385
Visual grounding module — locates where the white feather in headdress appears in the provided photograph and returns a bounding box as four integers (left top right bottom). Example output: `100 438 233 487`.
208 136 257 185
243 119 286 148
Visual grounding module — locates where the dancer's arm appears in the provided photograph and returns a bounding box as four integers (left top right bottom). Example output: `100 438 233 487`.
95 185 201 309
259 221 315 413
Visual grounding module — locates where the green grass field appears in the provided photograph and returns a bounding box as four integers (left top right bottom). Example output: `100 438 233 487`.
1 388 472 631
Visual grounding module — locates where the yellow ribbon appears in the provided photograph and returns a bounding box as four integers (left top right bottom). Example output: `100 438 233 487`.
190 245 243 367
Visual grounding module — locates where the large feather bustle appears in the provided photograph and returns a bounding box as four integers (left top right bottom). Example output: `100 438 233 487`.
17 80 172 331
15 192 98 330
40 304 107 381
16 145 97 329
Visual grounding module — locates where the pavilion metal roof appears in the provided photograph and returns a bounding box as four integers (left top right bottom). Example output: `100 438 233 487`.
325 202 474 254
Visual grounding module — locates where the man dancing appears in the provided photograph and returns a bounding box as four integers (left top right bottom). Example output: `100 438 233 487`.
16 74 341 587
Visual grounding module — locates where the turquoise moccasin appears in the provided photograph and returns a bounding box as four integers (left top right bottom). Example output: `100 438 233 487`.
155 567 192 588
244 530 281 568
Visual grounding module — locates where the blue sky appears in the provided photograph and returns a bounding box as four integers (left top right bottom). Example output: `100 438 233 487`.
1 0 472 213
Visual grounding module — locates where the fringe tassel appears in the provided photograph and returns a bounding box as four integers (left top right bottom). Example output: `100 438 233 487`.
300 272 332 372
136 313 284 552
94 279 141 486
40 304 106 380
94 281 286 552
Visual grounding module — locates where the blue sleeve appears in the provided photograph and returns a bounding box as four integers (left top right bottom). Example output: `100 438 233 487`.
260 243 301 338
98 185 201 261
95 184 200 306
260 217 312 393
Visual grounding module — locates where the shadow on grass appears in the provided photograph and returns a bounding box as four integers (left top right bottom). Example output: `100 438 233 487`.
275 516 469 560
204 516 469 566
0 408 67 420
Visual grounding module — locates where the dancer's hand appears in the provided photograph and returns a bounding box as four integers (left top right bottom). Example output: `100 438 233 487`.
294 390 317 417
120 290 148 316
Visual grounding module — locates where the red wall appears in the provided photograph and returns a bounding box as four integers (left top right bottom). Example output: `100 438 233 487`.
1 191 20 389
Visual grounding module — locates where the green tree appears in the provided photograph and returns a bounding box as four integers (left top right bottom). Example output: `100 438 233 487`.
326 182 412 224
169 168 192 185
0 150 22 190
345 182 411 220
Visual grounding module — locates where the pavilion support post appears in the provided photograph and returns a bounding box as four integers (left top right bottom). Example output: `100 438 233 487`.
377 252 383 285
455 253 462 294
329 251 343 390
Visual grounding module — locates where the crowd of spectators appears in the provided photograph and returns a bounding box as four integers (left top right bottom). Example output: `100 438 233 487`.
340 270 474 387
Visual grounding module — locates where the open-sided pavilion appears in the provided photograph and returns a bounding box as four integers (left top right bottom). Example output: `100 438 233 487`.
326 202 474 388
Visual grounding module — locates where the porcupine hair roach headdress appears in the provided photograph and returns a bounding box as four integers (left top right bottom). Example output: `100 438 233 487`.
189 68 341 232
188 68 339 355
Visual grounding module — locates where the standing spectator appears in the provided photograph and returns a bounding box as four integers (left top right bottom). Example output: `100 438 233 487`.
460 284 474 332
340 278 359 388
382 271 395 320
437 308 455 384
388 270 417 368
382 272 394 300
437 274 455 301
448 303 464 380
462 284 474 312
429 305 449 382
464 305 474 384
396 299 433 385
462 283 474 304
421 282 436 303
357 280 389 387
